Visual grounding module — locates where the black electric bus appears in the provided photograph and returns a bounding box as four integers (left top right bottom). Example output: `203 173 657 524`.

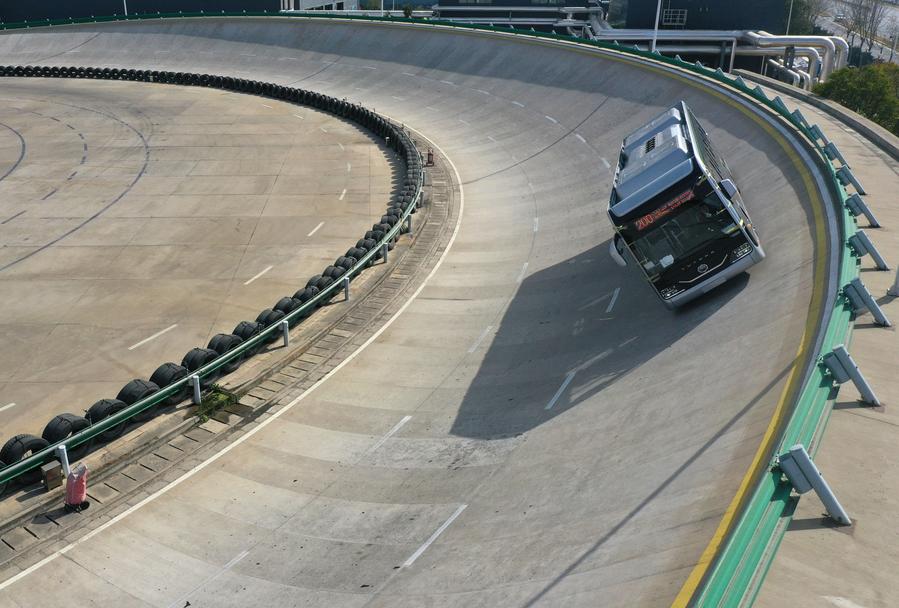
607 101 764 308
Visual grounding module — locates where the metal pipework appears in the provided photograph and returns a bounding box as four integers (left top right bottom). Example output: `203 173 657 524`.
767 58 802 88
744 31 837 81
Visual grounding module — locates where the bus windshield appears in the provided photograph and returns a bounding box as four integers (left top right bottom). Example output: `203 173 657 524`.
624 180 739 278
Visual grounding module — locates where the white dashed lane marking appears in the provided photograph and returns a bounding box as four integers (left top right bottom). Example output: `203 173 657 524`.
244 265 273 286
307 221 325 237
128 324 178 351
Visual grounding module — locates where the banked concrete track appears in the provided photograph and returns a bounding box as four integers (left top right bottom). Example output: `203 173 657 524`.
0 19 832 607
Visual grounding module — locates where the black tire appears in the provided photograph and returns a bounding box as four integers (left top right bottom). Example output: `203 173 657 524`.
0 458 7 496
207 333 244 374
325 265 346 279
181 347 221 388
306 274 323 289
149 362 190 405
293 286 320 303
86 399 129 442
41 413 92 459
274 296 300 315
314 276 335 292
256 309 286 343
0 434 50 486
116 379 161 422
233 320 264 355
336 256 356 271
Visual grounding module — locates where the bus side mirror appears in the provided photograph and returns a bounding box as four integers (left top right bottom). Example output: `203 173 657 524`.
609 234 628 267
720 178 738 199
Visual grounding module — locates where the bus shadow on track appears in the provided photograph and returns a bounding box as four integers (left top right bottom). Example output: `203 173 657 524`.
449 240 749 440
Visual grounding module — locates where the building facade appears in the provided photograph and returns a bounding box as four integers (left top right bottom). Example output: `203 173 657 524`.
624 0 786 33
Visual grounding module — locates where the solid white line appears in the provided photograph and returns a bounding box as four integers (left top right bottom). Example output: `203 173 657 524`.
402 504 467 568
512 101 525 107
337 142 345 151
127 324 178 351
0 403 16 413
467 325 494 354
243 265 273 286
261 104 273 109
605 287 620 313
293 114 304 120
0 120 467 597
307 221 325 237
339 188 346 201
533 217 539 233
346 162 352 172
601 157 611 169
545 371 576 410
575 133 587 144
368 415 412 454
545 115 558 124
517 262 529 283
166 549 249 608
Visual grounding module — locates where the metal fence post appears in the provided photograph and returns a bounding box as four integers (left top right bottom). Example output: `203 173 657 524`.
778 444 851 525
406 213 413 234
343 275 350 301
55 444 71 477
823 141 850 168
280 320 290 347
822 344 881 405
889 268 899 297
382 242 388 264
190 374 201 404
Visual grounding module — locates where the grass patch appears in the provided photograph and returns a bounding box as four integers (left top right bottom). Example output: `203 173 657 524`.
196 385 238 423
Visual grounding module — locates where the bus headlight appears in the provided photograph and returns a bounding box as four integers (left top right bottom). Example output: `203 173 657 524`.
730 242 752 262
659 286 683 300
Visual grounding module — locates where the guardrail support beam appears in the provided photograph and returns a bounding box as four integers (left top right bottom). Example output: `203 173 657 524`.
343 275 350 301
190 374 201 404
405 214 413 235
889 268 899 297
280 320 290 347
844 277 891 327
778 444 851 526
845 193 880 228
382 242 388 264
823 141 850 168
848 230 889 270
822 344 881 405
836 166 867 195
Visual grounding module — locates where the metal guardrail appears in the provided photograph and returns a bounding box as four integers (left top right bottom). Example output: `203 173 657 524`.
0 15 868 605
0 65 424 489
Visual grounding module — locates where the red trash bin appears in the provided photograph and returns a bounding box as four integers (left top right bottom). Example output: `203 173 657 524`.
65 463 90 512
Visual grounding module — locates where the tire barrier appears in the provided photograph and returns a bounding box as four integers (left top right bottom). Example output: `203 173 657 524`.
0 63 424 493
0 435 50 485
41 414 91 459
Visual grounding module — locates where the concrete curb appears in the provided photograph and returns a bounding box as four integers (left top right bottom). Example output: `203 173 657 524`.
734 69 899 162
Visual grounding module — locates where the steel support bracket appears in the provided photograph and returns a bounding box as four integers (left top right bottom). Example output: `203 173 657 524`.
791 108 810 129
836 166 867 195
844 277 891 326
848 230 889 270
845 193 880 227
823 141 850 168
778 444 851 525
822 344 881 405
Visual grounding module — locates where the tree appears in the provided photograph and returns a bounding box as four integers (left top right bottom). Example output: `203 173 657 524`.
403 3 413 17
814 63 899 134
788 0 832 35
846 0 888 53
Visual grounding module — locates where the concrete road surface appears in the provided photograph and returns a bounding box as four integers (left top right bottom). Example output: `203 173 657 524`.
0 77 394 440
0 18 836 607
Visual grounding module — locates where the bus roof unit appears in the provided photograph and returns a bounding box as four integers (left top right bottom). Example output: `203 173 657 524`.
610 103 694 219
